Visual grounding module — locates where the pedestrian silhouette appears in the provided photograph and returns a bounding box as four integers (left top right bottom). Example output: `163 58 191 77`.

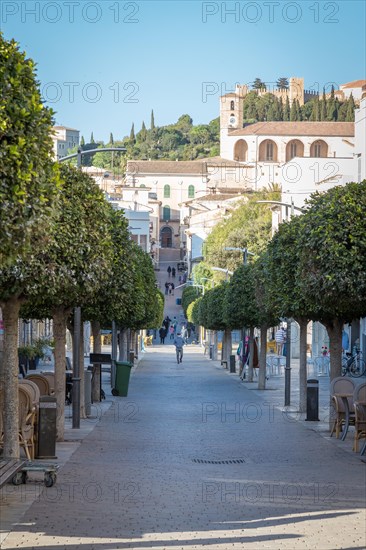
159 326 167 344
167 266 172 277
172 267 176 278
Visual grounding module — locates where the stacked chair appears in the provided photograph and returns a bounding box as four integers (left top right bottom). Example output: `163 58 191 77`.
353 382 366 452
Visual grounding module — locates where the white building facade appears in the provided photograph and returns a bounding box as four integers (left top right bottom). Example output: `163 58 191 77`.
52 126 79 160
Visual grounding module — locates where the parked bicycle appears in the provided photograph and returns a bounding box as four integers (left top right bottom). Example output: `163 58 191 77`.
341 348 366 377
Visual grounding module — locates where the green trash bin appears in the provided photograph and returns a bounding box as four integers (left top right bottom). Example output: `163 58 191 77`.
112 361 132 397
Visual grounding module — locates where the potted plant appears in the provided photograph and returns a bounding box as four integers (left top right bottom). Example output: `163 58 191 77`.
18 344 36 375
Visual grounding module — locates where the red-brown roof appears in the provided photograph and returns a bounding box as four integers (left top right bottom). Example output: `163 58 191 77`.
341 79 366 89
228 121 354 137
126 160 205 175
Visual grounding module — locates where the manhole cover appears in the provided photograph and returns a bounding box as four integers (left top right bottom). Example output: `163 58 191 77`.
192 458 245 464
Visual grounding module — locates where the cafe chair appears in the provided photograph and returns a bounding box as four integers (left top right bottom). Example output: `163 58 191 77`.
26 373 52 396
353 383 366 452
330 377 355 438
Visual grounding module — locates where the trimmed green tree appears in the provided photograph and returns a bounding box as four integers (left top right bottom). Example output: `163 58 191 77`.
0 35 60 457
297 181 366 380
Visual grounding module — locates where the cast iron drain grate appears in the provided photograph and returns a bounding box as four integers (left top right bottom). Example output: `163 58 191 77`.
192 459 245 464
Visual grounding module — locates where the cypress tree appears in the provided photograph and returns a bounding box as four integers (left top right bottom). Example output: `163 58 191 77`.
130 123 135 142
346 93 355 121
283 97 290 121
334 97 340 121
290 99 297 121
80 135 85 146
151 109 155 130
109 132 114 144
90 132 95 143
140 121 147 141
320 88 327 120
327 85 336 121
277 98 284 120
296 99 302 121
311 97 320 121
267 102 275 121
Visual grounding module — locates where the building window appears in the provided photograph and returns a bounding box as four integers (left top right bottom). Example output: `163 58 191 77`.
266 142 273 161
188 185 195 198
258 139 278 162
230 100 235 110
163 205 170 221
310 140 328 158
286 139 304 162
164 184 170 198
139 184 146 187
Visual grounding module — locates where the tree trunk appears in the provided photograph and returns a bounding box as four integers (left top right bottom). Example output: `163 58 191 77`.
129 330 136 355
247 327 254 382
79 322 86 419
298 318 309 413
2 297 21 458
258 325 267 390
325 318 343 381
91 320 102 354
223 328 232 365
212 331 218 360
91 320 101 403
53 307 68 441
119 329 128 361
325 318 344 430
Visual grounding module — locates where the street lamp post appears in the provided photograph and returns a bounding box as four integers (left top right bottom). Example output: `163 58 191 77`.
59 146 126 428
224 246 254 379
256 199 304 403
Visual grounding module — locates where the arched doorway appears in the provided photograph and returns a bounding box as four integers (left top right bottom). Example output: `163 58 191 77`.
310 139 328 158
259 139 278 162
285 139 304 161
161 226 173 248
233 139 248 161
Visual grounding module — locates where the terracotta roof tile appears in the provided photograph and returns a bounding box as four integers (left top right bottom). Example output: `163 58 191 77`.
228 121 354 137
126 160 205 175
341 79 366 88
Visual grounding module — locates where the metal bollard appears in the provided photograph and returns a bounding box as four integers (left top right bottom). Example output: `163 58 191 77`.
37 396 57 459
84 369 92 416
284 365 291 406
306 378 319 421
229 354 236 373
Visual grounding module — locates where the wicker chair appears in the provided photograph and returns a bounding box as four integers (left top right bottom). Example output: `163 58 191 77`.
19 379 40 405
41 372 55 394
353 383 366 452
330 377 355 438
26 374 52 396
18 385 36 459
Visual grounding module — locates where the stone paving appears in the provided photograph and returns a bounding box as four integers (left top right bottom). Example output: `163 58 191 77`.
1 343 365 550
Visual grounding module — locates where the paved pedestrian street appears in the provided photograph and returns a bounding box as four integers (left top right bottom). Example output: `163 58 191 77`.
1 344 365 550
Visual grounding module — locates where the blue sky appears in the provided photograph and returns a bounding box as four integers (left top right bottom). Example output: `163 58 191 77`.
2 0 365 142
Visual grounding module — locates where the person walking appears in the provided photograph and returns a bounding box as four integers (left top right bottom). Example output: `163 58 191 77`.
172 267 176 278
159 326 166 344
171 282 175 296
181 324 188 344
169 325 175 340
275 326 286 355
174 332 184 363
163 316 171 332
165 282 169 295
167 265 172 277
